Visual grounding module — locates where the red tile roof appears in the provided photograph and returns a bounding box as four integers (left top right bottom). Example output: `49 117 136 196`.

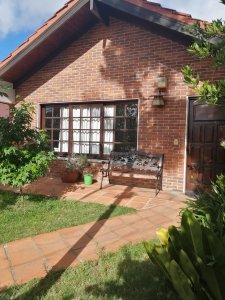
0 0 205 70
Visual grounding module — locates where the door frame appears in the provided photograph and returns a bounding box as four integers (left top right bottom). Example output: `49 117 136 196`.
184 95 199 193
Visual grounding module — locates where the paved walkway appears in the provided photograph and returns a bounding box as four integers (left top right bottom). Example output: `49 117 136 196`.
0 193 186 290
20 176 187 210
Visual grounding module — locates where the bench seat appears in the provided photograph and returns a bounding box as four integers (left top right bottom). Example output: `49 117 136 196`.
100 151 164 196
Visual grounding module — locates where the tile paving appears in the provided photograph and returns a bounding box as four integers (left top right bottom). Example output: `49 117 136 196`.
0 177 187 290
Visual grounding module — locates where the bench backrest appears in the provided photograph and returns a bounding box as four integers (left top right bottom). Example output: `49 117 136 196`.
109 151 164 172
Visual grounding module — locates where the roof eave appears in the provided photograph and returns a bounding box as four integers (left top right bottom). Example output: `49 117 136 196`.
96 0 193 37
0 0 89 79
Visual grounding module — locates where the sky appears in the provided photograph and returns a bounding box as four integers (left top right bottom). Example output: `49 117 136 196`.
0 0 224 62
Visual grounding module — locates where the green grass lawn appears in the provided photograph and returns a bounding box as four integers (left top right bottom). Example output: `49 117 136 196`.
0 190 135 244
0 243 178 300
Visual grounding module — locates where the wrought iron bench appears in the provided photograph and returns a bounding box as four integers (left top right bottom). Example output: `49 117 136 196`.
100 151 164 196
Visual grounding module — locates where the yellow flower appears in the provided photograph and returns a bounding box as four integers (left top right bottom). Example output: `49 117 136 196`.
156 228 169 246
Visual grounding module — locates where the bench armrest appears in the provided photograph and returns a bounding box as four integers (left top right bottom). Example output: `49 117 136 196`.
100 160 110 171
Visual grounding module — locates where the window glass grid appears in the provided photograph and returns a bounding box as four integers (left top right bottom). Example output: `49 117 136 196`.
42 102 138 157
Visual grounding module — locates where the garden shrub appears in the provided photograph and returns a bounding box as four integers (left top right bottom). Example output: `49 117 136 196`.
185 175 225 239
0 102 54 189
144 210 225 300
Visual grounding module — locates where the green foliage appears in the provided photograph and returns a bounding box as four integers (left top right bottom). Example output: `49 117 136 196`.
182 65 225 106
65 153 90 173
182 12 225 107
185 175 225 239
144 210 225 300
0 102 54 188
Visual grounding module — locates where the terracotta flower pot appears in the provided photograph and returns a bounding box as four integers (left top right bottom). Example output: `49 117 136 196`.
61 169 79 183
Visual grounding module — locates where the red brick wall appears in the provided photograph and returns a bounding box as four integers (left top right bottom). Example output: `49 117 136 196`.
0 103 9 118
16 17 225 191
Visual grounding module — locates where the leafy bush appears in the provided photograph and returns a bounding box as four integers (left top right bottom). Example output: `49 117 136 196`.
0 102 54 189
185 175 225 239
144 210 225 300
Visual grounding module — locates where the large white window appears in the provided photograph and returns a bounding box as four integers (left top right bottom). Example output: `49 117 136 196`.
42 101 138 157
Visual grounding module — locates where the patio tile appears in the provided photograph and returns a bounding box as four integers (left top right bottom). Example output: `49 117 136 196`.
46 249 79 270
0 268 14 289
92 231 118 243
68 234 93 250
6 237 33 253
8 247 41 267
0 246 9 270
76 244 99 261
13 259 47 285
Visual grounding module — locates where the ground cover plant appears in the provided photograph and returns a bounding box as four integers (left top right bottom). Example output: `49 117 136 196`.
0 190 135 244
0 243 178 300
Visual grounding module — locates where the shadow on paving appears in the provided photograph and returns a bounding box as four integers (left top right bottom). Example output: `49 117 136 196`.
15 186 137 299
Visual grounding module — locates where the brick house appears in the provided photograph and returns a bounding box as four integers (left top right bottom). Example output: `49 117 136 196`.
0 0 224 193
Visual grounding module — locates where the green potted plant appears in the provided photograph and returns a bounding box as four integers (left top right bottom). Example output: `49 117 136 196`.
61 154 89 183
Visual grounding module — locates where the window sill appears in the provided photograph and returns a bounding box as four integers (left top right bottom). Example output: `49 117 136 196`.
55 157 107 164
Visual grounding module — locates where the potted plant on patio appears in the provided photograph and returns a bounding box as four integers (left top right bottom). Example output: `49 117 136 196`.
61 154 90 183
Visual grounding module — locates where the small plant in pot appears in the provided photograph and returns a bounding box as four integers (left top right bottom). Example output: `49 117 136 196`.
61 154 90 183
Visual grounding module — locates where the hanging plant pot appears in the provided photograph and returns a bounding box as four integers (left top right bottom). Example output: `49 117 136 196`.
61 170 79 183
84 174 93 185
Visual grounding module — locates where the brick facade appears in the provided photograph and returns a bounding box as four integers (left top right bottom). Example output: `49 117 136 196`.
16 17 225 191
0 103 9 118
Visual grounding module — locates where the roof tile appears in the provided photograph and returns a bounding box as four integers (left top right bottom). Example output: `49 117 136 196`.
0 0 206 69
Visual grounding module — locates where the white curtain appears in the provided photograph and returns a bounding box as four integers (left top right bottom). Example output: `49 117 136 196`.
103 106 114 154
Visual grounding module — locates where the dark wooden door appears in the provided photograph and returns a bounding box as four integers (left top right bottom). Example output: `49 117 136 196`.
186 98 225 192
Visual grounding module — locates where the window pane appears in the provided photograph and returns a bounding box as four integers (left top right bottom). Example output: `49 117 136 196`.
81 118 90 129
115 131 124 142
104 106 114 117
46 130 51 139
126 131 137 143
73 108 80 117
45 119 52 128
45 107 53 117
104 143 113 155
126 118 137 129
60 130 69 141
104 131 113 142
90 143 100 155
53 141 60 152
104 118 114 130
81 143 89 154
91 130 100 142
116 103 125 116
53 118 60 129
91 107 100 117
91 118 100 129
61 142 68 152
53 107 60 117
61 107 69 118
82 107 90 117
73 143 80 153
73 130 80 141
115 118 124 129
53 130 60 140
81 130 90 142
73 118 80 129
126 103 138 117
61 118 69 129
